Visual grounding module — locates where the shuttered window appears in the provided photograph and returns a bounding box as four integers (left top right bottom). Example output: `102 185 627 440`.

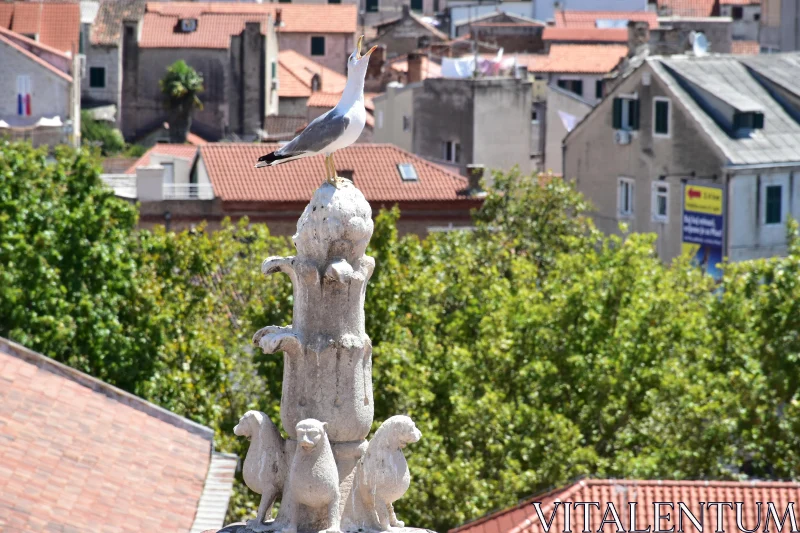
311 36 325 56
366 0 379 11
766 185 782 225
613 97 640 131
654 98 670 136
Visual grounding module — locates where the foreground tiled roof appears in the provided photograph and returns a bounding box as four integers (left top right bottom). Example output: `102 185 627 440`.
200 143 471 203
278 49 347 98
146 2 357 34
554 10 659 29
527 44 627 73
0 337 236 532
0 26 72 82
451 479 800 533
732 40 760 54
0 1 80 53
124 144 199 174
655 0 718 17
91 0 145 46
542 27 628 44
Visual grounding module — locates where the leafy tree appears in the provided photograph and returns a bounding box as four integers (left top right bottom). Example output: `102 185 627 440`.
80 111 125 155
159 60 204 143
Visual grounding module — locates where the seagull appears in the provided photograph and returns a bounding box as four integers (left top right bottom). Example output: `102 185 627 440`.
254 36 377 187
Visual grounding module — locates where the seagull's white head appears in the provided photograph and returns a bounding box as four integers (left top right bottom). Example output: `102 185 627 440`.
347 35 377 79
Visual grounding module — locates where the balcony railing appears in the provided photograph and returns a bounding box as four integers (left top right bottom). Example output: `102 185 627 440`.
101 174 137 198
162 183 215 200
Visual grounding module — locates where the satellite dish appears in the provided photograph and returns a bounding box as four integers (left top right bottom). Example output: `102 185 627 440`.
692 31 709 56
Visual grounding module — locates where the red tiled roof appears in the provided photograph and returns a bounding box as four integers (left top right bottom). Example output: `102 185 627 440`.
0 337 219 531
731 40 760 54
0 1 80 53
140 11 271 49
307 92 342 108
90 0 146 46
0 31 72 82
526 44 627 73
124 144 199 174
542 27 628 43
554 10 659 28
656 0 719 17
264 115 308 140
200 143 471 203
387 55 443 79
146 2 357 34
278 49 347 98
451 479 800 533
186 132 207 146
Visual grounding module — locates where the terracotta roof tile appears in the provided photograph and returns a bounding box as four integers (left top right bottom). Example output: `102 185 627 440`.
387 55 443 79
200 143 470 203
186 132 207 146
526 44 627 73
278 49 347 97
542 27 628 43
140 11 271 49
124 144 199 174
0 1 80 53
307 92 342 108
656 0 719 17
146 2 357 34
264 115 307 140
90 0 146 46
0 337 217 531
554 10 659 28
451 479 800 533
732 40 760 54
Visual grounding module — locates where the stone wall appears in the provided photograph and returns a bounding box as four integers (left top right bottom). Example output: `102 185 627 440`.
82 44 120 113
471 25 544 53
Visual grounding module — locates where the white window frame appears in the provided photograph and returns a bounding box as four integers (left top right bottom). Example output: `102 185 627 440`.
652 97 671 139
443 140 460 163
651 181 669 223
618 177 635 218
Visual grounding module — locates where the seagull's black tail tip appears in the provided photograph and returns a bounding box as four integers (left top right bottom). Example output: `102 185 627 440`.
255 151 292 169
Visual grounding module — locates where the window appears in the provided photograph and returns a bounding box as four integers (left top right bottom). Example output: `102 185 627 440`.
652 182 669 222
732 6 743 19
402 115 411 132
618 178 634 217
733 111 764 130
16 75 31 116
366 0 379 12
89 67 106 88
311 36 325 56
443 140 460 163
557 78 583 97
328 0 341 3
278 0 291 3
613 97 640 131
398 163 418 181
653 97 670 137
410 0 423 11
754 13 760 21
765 185 782 225
531 108 539 124
595 80 603 99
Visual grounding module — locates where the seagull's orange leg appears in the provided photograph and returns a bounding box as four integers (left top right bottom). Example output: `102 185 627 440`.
330 153 338 179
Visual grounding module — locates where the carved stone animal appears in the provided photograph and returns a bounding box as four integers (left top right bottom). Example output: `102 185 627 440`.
234 411 288 530
284 419 341 533
356 415 421 530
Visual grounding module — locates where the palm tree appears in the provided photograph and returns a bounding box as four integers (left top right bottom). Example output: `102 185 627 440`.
159 60 204 143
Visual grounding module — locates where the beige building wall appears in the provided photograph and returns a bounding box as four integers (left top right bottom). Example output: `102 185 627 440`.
278 33 356 75
0 39 71 120
564 62 725 262
372 82 418 152
544 85 592 176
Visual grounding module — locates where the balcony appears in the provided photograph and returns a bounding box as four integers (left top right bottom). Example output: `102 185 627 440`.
163 183 214 200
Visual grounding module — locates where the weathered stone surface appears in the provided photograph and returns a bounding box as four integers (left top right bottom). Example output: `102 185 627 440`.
233 180 424 533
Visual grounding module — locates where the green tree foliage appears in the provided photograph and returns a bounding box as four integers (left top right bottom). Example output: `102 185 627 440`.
160 60 204 143
80 111 125 155
4 142 800 532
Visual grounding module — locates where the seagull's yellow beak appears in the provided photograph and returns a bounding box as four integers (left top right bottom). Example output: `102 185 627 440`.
355 36 378 60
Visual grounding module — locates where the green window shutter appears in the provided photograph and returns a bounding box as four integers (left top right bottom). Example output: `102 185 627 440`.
574 80 583 97
766 185 782 224
655 100 669 134
366 0 379 12
754 112 764 129
595 80 603 99
89 67 105 88
612 98 622 129
271 61 277 78
631 99 640 130
410 0 423 10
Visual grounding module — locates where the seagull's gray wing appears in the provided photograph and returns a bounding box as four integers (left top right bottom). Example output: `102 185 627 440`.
277 110 350 156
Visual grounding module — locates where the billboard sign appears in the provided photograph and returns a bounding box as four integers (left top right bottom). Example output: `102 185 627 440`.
682 183 724 280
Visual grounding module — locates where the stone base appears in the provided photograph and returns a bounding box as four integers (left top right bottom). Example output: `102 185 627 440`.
213 523 435 533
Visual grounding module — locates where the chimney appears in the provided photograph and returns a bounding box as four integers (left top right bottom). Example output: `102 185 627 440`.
627 20 650 55
407 52 423 83
466 164 485 193
402 4 410 17
367 44 386 79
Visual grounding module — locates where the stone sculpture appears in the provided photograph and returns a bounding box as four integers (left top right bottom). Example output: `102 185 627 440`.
227 180 422 533
234 411 288 529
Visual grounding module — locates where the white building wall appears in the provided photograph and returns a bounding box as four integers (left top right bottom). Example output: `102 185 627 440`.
0 40 71 120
